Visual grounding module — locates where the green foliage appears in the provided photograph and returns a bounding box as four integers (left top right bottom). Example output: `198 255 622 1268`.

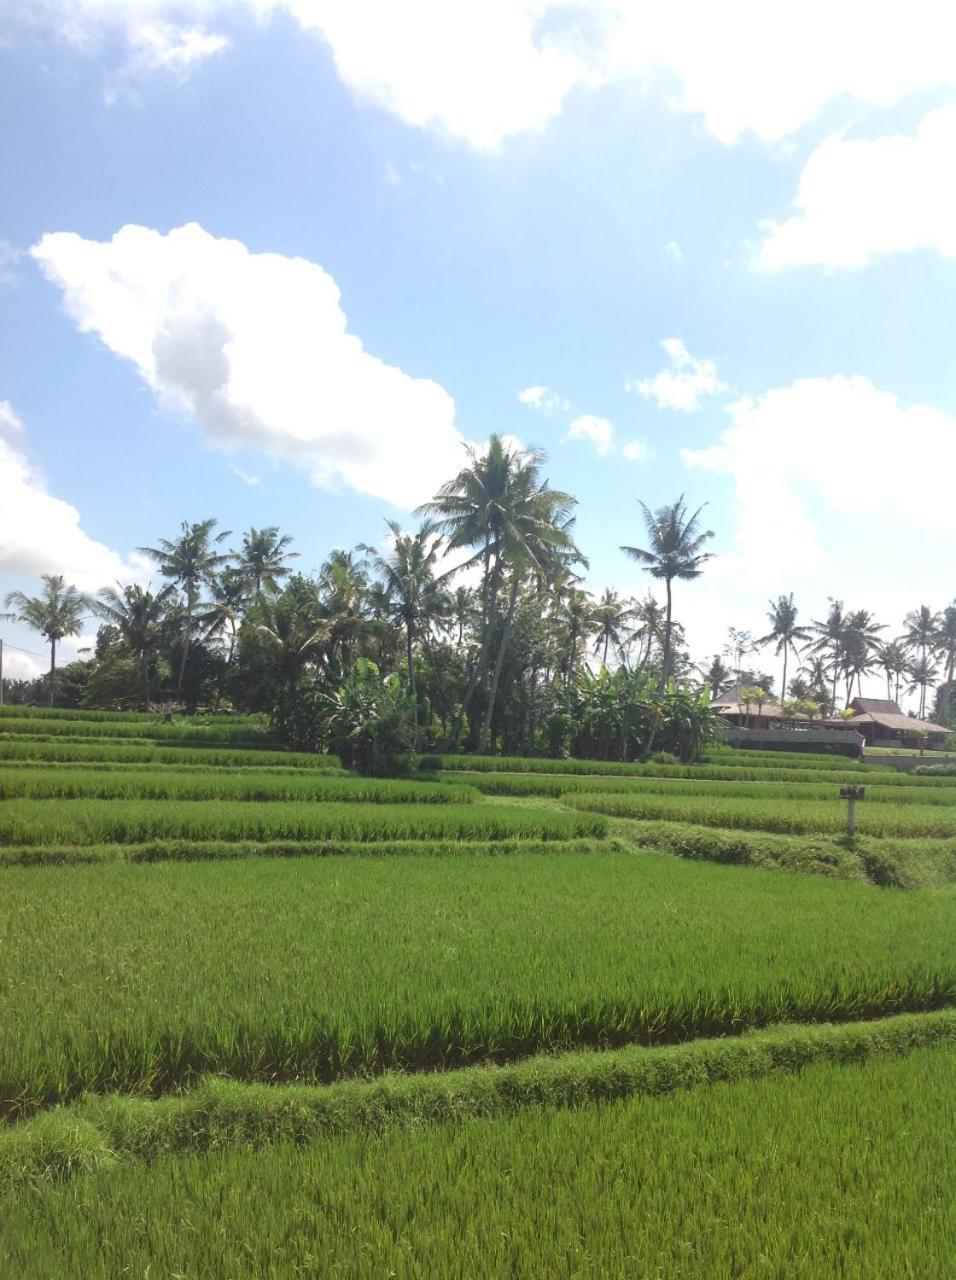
0 851 951 1115
321 659 416 774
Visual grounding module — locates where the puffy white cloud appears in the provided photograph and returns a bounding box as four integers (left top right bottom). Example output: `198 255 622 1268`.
681 374 956 607
565 414 614 456
20 2 956 148
757 104 956 270
621 438 649 462
0 405 142 592
32 222 468 508
517 384 568 414
628 338 726 412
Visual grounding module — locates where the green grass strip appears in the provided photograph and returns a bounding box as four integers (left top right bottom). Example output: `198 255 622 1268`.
0 837 617 868
1 1009 951 1193
0 738 342 768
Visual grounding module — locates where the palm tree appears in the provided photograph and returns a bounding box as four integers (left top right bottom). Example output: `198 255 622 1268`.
591 589 633 667
902 604 941 714
906 654 938 721
254 579 329 723
840 609 885 704
808 600 847 711
93 582 174 708
139 519 231 700
933 604 956 723
629 593 665 668
878 640 909 704
420 435 576 747
701 655 731 698
234 527 298 600
758 593 811 701
361 519 446 746
620 496 714 692
4 575 92 707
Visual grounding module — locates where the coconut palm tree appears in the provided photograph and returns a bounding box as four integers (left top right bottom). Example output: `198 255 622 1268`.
620 496 714 692
808 600 847 711
361 519 447 746
903 605 940 668
139 519 231 700
233 526 298 601
933 604 956 722
758 593 812 702
3 575 92 707
878 640 910 704
93 582 174 708
701 654 732 698
840 609 885 704
420 435 576 746
591 589 633 667
906 654 938 721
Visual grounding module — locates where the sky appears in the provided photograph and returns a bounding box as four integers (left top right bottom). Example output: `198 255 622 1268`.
1 1 955 703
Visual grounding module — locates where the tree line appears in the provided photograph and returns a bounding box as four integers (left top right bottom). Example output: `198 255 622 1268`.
3 435 953 761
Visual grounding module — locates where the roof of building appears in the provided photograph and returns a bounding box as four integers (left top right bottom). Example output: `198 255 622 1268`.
848 711 949 735
850 697 903 715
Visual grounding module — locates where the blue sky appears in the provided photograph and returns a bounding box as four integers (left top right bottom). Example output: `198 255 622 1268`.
2 2 955 699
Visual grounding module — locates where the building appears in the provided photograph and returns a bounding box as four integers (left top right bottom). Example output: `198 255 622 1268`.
712 684 790 727
826 697 949 747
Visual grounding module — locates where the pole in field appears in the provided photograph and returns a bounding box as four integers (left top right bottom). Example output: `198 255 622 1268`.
839 784 865 837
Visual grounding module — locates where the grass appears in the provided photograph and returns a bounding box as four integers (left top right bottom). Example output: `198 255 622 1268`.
0 797 603 847
0 717 274 745
0 850 952 1116
0 737 342 768
616 818 956 888
421 749 885 775
1 1043 952 1278
1 1009 951 1188
566 789 956 837
0 767 477 804
436 768 956 803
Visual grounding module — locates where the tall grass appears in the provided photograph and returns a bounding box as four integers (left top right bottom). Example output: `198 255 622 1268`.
0 768 477 805
0 739 342 768
0 706 264 725
0 1044 952 1278
0 718 273 745
0 851 951 1115
567 790 956 837
0 798 603 847
420 751 888 776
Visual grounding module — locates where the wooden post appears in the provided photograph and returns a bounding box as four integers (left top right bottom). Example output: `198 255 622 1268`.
839 785 865 838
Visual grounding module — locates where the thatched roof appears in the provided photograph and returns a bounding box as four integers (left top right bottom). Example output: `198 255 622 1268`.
848 711 948 735
850 697 902 715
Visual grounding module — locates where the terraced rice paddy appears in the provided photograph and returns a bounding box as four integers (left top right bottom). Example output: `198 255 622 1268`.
1 704 953 1275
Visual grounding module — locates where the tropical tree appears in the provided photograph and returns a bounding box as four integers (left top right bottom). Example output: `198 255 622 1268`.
4 575 91 707
808 600 847 711
758 593 811 701
93 582 174 708
253 577 329 748
902 605 939 669
878 640 910 704
361 519 446 746
139 519 231 699
591 588 633 666
233 526 298 601
722 627 756 683
933 604 956 722
620 496 714 692
906 654 938 721
840 609 885 704
701 654 732 698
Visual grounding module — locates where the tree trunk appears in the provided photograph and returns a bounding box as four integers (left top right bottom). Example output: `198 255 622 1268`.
141 652 150 711
176 588 194 701
781 645 788 703
603 633 609 666
659 579 673 693
48 637 56 708
406 618 418 747
450 543 497 744
478 575 520 753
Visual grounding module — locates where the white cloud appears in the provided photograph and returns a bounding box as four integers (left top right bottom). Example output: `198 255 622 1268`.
757 104 956 270
0 241 22 288
229 464 261 486
628 338 727 412
664 240 684 264
104 20 228 100
20 3 956 148
621 438 649 462
517 384 568 414
0 406 142 592
0 401 25 435
682 374 956 583
566 414 614 456
32 222 468 508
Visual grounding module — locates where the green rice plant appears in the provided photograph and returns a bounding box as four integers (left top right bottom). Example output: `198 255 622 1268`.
619 819 956 889
0 718 273 746
0 1044 952 1278
435 769 956 805
0 798 603 847
0 706 265 726
0 768 477 805
0 851 951 1114
421 750 886 776
1 1009 950 1187
566 790 956 838
0 739 342 768
0 838 615 869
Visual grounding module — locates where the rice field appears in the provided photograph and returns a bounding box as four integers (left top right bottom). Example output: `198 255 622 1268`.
2 705 954 1274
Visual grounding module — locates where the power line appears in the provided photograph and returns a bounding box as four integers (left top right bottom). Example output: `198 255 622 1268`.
0 638 48 659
